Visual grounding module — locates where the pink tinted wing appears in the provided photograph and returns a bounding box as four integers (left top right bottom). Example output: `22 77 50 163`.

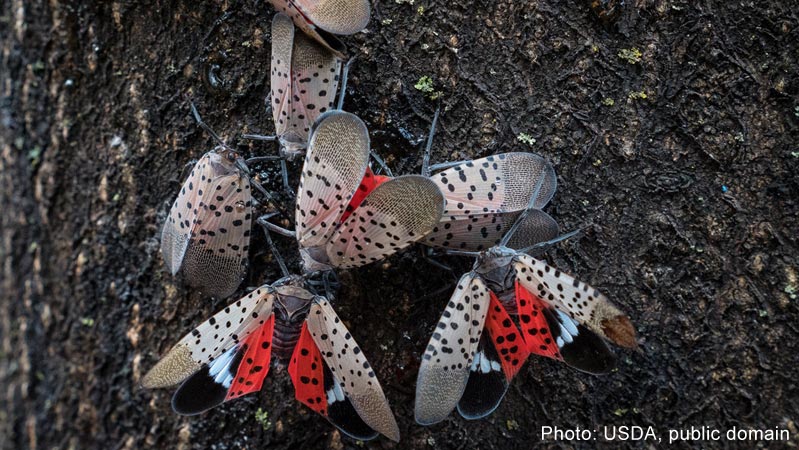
306 298 400 441
284 30 342 144
415 273 490 425
425 153 557 251
512 254 638 349
141 287 276 390
341 167 391 223
295 111 370 249
294 0 371 35
426 208 560 252
161 152 215 275
326 175 444 269
267 0 347 58
271 13 295 140
434 152 557 213
180 160 252 299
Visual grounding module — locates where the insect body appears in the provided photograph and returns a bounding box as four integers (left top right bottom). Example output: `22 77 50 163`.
415 234 637 424
270 13 344 159
415 174 638 424
268 0 370 58
160 146 252 299
423 152 558 251
142 275 400 442
292 111 445 272
348 152 559 253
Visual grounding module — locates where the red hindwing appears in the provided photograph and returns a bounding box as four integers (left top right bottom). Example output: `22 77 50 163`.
515 280 563 361
341 167 390 222
484 292 530 380
288 322 328 415
227 315 275 400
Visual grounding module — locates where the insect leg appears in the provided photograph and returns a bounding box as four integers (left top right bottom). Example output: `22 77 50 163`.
257 216 290 277
421 105 440 177
336 57 356 111
280 159 294 196
370 151 393 177
190 102 230 150
249 178 292 220
255 215 295 238
241 134 278 142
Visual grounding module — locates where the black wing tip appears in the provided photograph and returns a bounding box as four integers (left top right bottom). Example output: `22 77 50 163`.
171 392 224 416
333 424 380 442
414 411 446 427
456 370 509 421
560 325 618 375
457 398 504 421
171 367 229 415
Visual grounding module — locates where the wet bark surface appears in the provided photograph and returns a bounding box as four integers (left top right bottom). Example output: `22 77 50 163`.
1 0 798 449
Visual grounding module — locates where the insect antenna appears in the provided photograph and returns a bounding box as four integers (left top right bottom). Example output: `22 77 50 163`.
518 228 583 254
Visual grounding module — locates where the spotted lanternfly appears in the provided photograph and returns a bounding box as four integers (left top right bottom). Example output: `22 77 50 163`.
294 111 445 272
142 275 400 442
271 13 343 159
424 153 558 251
268 0 370 58
161 147 252 299
346 152 558 252
415 212 637 424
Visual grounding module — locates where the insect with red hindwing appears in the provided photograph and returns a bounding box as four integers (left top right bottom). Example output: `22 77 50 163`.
352 152 558 252
267 0 370 59
260 110 446 272
346 110 559 253
160 105 263 299
414 173 638 425
142 274 400 442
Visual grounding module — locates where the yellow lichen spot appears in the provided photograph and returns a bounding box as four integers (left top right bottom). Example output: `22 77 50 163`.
517 133 536 146
628 90 648 100
618 47 642 64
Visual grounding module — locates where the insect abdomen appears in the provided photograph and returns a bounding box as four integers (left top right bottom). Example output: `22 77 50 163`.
272 318 304 362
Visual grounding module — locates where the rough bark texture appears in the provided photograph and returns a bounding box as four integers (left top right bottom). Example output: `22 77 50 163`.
2 0 798 449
